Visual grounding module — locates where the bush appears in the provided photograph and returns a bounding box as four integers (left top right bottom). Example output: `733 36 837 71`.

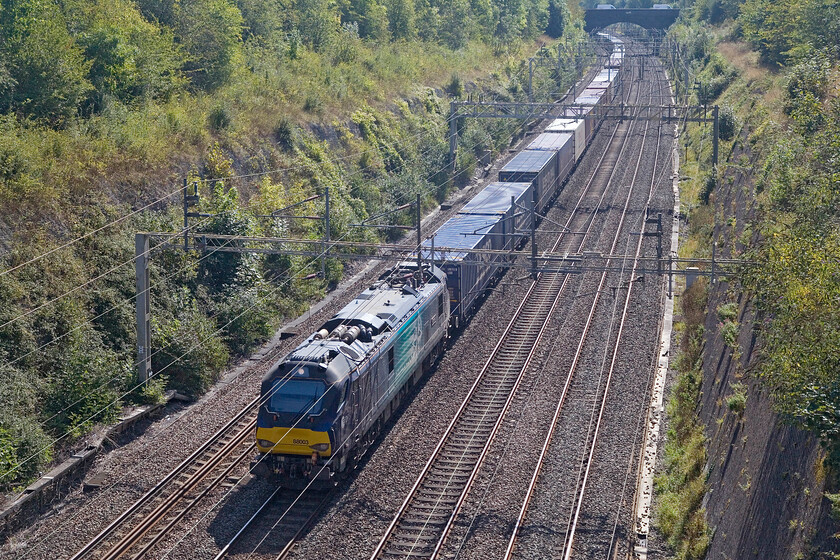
303 94 323 114
716 302 738 322
274 118 296 151
0 414 52 489
718 106 737 141
726 382 747 414
42 333 128 435
447 74 464 98
208 105 232 131
785 53 831 104
720 319 739 349
136 374 168 405
826 492 840 521
210 287 274 356
152 298 229 397
699 169 716 204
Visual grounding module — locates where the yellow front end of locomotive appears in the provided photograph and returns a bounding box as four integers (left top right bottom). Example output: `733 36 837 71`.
255 426 332 456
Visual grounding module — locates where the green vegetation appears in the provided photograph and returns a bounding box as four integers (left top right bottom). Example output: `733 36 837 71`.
655 281 711 560
0 0 588 490
667 0 840 470
726 382 747 414
658 0 840 554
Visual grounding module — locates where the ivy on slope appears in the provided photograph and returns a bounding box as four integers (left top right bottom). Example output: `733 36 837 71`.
742 94 840 467
682 0 840 471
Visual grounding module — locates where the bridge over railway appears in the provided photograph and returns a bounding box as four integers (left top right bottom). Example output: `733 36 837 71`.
584 8 680 32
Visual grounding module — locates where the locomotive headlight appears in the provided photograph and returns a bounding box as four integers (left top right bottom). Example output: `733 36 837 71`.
309 443 329 452
258 439 275 449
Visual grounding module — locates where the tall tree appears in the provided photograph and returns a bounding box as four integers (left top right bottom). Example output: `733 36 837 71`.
438 0 473 48
386 0 416 40
63 0 184 110
297 0 339 50
338 0 389 41
0 0 92 123
546 0 568 37
176 0 245 90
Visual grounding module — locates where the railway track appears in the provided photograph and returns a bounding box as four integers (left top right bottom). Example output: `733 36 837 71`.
364 39 679 560
69 400 259 560
369 47 651 560
213 487 331 560
498 48 672 560
559 58 671 560
369 253 572 560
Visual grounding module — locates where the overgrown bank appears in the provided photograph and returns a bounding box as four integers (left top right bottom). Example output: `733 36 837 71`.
655 1 840 557
655 281 710 560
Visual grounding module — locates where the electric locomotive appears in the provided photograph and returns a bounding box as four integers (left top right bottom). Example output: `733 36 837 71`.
252 263 448 487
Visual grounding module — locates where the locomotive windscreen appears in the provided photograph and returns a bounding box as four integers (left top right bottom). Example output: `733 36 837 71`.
267 378 327 415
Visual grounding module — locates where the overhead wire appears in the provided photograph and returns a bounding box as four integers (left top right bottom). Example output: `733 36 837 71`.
5 86 521 500
133 96 551 558
3 100 481 436
0 213 220 332
173 42 607 560
0 103 456 280
15 46 584 559
17 98 517 559
0 185 189 278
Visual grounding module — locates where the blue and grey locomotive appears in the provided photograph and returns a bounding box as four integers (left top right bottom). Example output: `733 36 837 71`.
252 263 448 486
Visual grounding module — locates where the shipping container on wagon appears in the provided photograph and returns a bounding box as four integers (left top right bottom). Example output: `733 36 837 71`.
421 212 505 328
498 149 559 212
458 182 533 245
574 95 600 143
545 118 585 161
527 133 575 184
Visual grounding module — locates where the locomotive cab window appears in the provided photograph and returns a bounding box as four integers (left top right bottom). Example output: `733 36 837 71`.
438 293 444 316
388 347 395 372
268 379 326 415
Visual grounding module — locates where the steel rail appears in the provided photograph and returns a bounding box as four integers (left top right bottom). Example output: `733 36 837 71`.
500 46 667 560
68 398 260 560
274 492 335 560
369 54 645 560
563 59 670 560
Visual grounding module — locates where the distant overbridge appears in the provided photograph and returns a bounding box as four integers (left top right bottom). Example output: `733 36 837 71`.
584 8 680 32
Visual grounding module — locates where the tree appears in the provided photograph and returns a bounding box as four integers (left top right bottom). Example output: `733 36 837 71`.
135 0 178 26
438 0 473 49
297 0 339 51
176 0 245 90
798 0 840 54
495 0 526 44
545 0 568 38
738 0 798 65
414 0 440 41
235 0 287 42
152 294 229 396
522 0 549 39
198 182 261 293
62 0 184 110
386 0 416 40
0 0 92 123
339 0 389 40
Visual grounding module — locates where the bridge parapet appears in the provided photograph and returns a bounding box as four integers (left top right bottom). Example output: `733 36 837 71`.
584 8 680 32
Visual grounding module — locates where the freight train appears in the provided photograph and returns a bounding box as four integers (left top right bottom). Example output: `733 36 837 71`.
252 35 624 486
